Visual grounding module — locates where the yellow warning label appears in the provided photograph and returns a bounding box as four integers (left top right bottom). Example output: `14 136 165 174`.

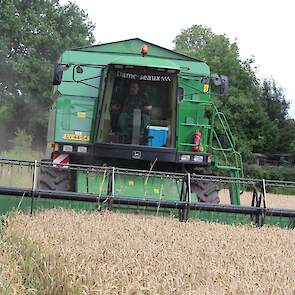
77 112 86 118
203 84 209 93
128 180 135 186
153 188 160 194
63 134 89 141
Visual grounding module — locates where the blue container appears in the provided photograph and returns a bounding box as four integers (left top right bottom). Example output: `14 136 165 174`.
147 126 168 147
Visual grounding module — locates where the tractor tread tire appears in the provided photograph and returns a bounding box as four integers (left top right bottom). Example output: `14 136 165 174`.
191 180 220 204
204 184 219 196
38 163 74 192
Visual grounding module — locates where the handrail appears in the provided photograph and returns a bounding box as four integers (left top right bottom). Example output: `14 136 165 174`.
213 104 236 149
209 104 244 180
0 157 295 187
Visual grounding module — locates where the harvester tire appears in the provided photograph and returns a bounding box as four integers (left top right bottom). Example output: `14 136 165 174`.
38 163 74 192
191 181 220 204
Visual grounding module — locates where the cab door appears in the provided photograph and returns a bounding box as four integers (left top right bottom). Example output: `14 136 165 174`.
54 64 106 145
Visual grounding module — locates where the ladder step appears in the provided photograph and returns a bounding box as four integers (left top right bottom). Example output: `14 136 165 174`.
216 165 241 171
180 123 211 128
182 99 210 104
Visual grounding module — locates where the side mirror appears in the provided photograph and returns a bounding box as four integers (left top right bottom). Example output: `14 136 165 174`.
52 64 69 85
211 74 229 97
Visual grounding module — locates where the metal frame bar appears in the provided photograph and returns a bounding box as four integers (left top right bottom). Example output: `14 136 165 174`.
1 158 295 188
1 158 295 226
1 187 295 218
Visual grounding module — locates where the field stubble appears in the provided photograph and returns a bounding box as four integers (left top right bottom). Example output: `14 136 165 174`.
1 210 295 294
220 189 295 209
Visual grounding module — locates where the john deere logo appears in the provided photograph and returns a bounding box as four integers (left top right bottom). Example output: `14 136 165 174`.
132 151 141 159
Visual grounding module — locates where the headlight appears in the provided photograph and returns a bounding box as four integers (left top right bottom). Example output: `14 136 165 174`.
193 155 203 163
180 154 191 161
63 145 73 152
77 146 87 153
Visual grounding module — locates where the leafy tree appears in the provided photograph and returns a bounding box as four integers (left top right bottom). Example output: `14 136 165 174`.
290 139 295 162
174 25 259 99
174 25 267 159
260 79 289 126
259 79 295 154
0 0 95 149
174 25 295 161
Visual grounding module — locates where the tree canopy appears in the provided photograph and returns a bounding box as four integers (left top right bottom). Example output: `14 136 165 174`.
174 25 294 160
0 0 95 149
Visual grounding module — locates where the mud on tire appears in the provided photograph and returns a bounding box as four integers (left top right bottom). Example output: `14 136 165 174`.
38 161 74 192
191 180 220 204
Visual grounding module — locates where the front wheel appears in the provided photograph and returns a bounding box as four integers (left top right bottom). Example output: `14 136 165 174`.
191 180 220 204
37 160 74 191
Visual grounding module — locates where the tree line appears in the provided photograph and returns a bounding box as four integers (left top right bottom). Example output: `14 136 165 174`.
175 25 295 161
0 1 294 162
0 0 94 149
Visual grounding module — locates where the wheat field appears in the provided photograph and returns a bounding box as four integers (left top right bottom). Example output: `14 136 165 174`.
1 210 295 295
220 189 295 209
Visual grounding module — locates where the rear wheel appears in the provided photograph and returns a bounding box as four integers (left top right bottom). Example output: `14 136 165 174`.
191 180 220 204
38 160 74 191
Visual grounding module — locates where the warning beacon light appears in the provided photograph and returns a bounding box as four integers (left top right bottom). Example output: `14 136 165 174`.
141 44 148 56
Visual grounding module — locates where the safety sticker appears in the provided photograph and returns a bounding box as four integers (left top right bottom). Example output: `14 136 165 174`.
63 134 89 141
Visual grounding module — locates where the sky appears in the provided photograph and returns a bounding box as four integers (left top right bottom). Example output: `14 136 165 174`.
71 0 295 117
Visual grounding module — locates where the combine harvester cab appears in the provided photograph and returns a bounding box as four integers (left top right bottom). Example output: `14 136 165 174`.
1 39 295 227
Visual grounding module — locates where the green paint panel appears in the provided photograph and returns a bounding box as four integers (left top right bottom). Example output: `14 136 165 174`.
58 66 102 98
76 171 181 201
114 174 181 200
76 171 182 216
76 171 109 195
110 56 180 70
177 76 211 152
71 38 201 62
54 95 95 144
60 49 209 79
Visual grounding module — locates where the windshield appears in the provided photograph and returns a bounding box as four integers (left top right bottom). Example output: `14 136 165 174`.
97 67 177 147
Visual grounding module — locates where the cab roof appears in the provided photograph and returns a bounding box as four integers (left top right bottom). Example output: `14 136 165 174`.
71 38 203 63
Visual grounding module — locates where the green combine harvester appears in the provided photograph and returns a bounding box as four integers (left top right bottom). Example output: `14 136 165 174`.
42 38 243 203
1 38 295 227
